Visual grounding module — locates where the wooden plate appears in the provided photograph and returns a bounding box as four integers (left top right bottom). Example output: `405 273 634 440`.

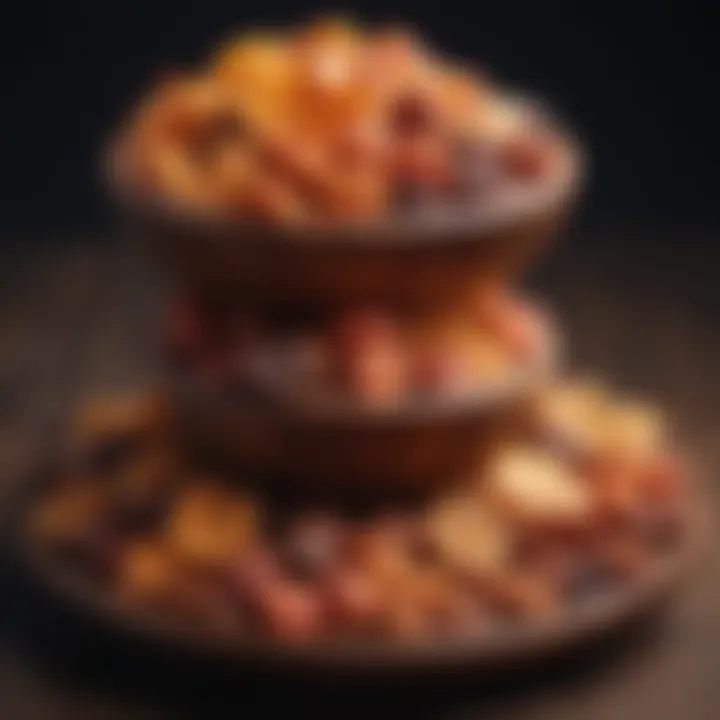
2 457 708 676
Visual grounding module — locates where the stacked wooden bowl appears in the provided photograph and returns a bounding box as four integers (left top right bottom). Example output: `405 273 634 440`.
111 124 580 498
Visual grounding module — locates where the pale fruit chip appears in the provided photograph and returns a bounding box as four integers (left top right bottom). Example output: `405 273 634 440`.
488 447 591 525
165 484 257 564
537 377 611 450
427 494 511 576
597 400 666 461
473 94 526 143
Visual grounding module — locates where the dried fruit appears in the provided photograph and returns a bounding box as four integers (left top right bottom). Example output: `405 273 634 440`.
124 19 554 222
598 400 666 463
255 581 324 641
165 483 258 565
487 447 592 527
119 541 182 605
426 493 511 576
30 482 108 547
322 567 383 631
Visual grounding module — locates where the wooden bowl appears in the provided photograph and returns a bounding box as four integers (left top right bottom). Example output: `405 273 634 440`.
163 306 561 498
109 114 582 311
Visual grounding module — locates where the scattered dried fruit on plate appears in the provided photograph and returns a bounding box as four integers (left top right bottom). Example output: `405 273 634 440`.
426 492 511 576
118 541 183 605
487 446 592 527
30 482 108 547
165 483 258 565
598 399 666 463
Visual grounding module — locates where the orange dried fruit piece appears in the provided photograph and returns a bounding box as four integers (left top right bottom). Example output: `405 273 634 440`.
426 493 511 576
118 541 182 605
30 482 107 546
597 399 666 463
535 376 611 451
322 566 384 631
74 392 168 448
212 34 290 91
485 568 559 618
165 483 258 565
487 446 592 527
138 77 231 144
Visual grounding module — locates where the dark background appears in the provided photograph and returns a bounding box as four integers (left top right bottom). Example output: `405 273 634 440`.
3 0 716 239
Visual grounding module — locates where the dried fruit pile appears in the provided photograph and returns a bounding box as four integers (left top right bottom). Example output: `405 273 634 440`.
56 17 692 654
30 381 690 642
162 287 542 406
119 18 560 222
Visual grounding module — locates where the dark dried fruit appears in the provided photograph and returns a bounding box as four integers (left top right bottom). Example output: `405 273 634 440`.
255 581 324 641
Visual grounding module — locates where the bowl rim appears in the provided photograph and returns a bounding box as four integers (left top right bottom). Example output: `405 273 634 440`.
165 297 561 425
107 95 584 251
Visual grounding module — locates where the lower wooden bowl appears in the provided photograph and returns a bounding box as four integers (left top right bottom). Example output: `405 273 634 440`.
164 310 561 498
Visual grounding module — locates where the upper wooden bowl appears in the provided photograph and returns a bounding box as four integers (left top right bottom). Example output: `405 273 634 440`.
109 121 582 311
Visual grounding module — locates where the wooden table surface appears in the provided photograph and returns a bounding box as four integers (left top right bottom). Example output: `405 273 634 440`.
1 233 718 719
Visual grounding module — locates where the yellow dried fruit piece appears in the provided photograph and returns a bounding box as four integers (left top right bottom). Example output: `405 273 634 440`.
165 483 257 564
537 376 611 450
487 447 591 526
119 541 180 604
426 493 511 576
597 400 666 462
212 35 289 85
